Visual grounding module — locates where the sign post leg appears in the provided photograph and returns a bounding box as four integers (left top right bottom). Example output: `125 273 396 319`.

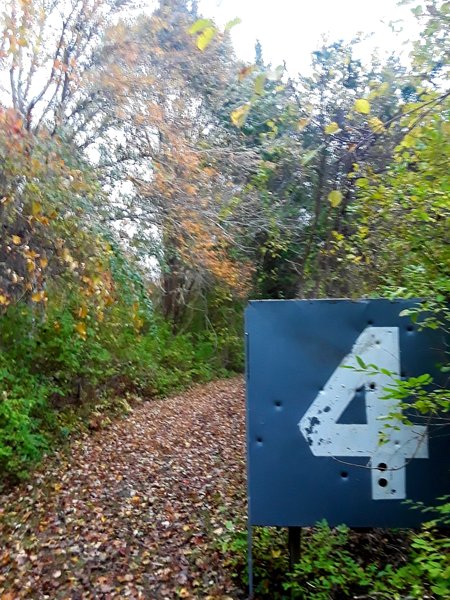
248 524 254 598
288 527 302 571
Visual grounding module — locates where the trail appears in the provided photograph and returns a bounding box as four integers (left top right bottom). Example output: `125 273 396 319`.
0 378 246 599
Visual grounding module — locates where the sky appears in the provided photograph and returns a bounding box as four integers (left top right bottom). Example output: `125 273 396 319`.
197 0 420 74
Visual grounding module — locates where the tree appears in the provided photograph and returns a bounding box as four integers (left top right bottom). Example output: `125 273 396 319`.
222 39 410 299
0 105 112 314
0 0 130 144
94 0 252 327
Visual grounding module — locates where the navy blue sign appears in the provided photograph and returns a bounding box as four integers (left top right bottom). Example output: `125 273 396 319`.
245 299 449 528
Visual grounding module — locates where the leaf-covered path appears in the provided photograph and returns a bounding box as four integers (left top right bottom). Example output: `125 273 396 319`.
0 378 247 599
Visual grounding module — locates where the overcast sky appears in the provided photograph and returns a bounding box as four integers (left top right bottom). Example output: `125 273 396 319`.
197 0 420 73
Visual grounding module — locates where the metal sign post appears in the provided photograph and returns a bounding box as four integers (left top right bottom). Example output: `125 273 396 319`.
245 299 449 595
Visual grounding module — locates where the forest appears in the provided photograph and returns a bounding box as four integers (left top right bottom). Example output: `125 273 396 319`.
0 0 449 598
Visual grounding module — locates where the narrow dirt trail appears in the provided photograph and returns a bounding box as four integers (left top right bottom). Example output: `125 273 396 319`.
0 378 247 599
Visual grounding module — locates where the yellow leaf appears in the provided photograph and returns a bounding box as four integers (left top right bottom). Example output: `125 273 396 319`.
31 200 42 216
11 235 21 245
188 18 212 35
62 248 75 265
26 259 35 272
325 122 340 135
369 117 385 133
197 26 215 51
0 294 9 305
75 322 87 339
78 305 88 318
254 73 266 96
31 159 41 173
297 118 309 131
178 589 190 599
224 17 241 32
24 248 39 259
31 290 46 302
328 190 343 207
133 317 144 330
354 99 371 115
401 134 416 148
39 257 48 268
272 549 282 558
356 177 369 188
230 103 251 128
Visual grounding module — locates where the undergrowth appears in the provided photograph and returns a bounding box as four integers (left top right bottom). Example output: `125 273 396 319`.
0 291 243 485
217 520 450 599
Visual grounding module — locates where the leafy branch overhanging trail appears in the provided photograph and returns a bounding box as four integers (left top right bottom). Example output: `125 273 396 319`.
0 379 246 599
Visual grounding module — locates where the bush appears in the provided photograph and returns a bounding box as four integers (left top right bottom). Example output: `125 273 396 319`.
217 520 450 599
0 285 244 483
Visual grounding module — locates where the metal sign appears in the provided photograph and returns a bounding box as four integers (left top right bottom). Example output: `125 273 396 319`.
245 299 449 528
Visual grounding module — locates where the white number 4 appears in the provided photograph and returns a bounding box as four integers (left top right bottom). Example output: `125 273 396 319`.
299 327 428 500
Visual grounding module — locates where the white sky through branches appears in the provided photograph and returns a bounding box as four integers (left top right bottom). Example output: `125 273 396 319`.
198 0 420 72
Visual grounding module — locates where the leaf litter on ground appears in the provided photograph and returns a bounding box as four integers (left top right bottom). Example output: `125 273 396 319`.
0 378 247 599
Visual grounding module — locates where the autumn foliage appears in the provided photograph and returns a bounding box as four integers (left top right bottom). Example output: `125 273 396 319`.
0 0 448 509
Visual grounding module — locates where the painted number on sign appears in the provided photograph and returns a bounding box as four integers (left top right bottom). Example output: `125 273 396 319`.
299 327 428 500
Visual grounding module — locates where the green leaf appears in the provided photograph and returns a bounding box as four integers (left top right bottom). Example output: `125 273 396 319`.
355 178 369 188
197 26 216 51
224 17 242 31
301 147 320 165
325 122 340 135
354 98 371 114
356 355 366 369
328 190 343 207
188 19 212 35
